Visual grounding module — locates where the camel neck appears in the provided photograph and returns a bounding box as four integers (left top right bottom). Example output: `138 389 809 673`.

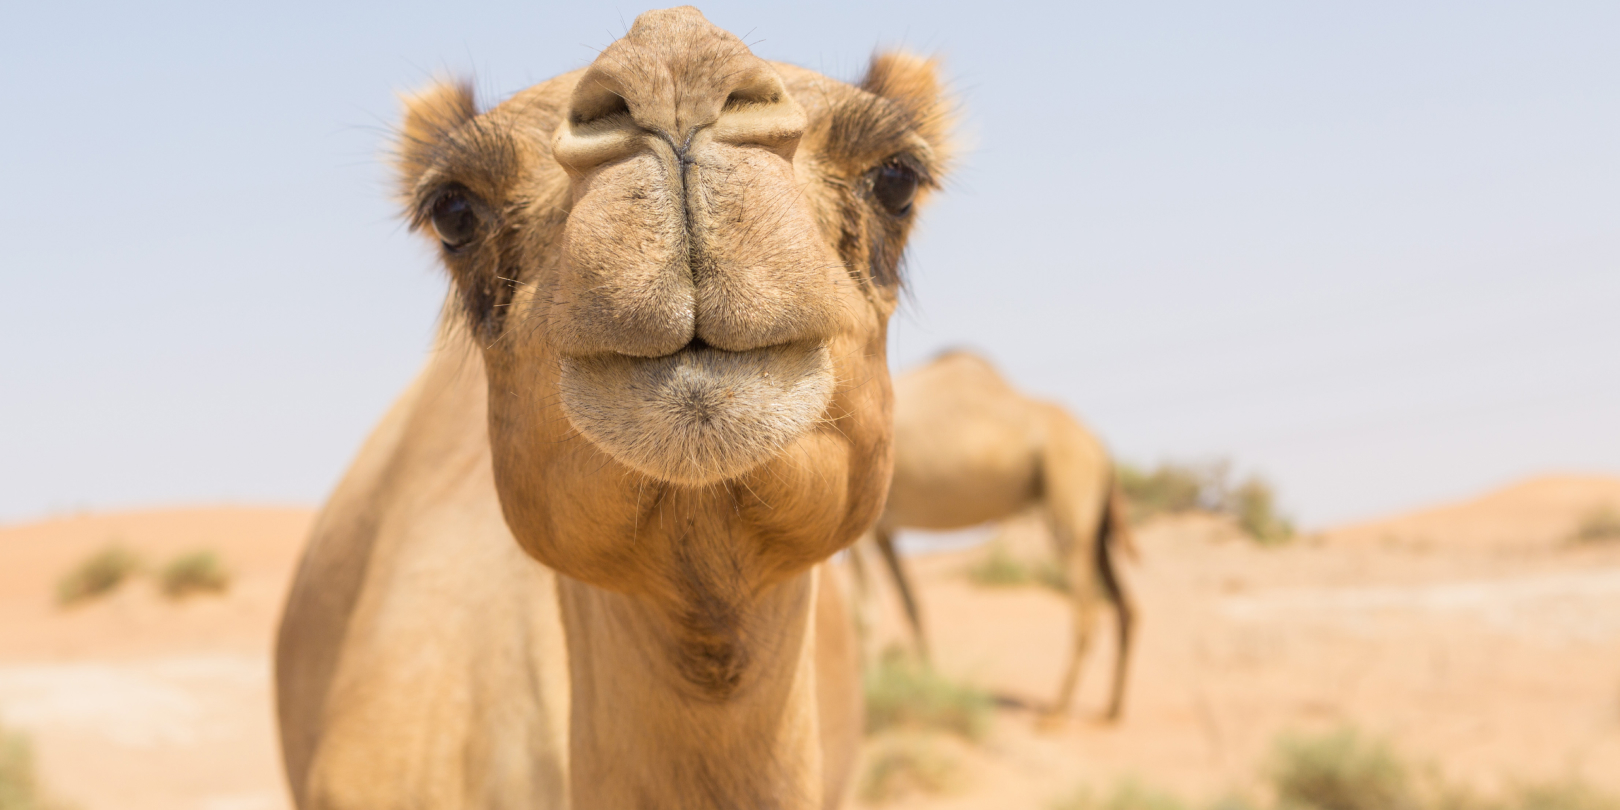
555 567 825 810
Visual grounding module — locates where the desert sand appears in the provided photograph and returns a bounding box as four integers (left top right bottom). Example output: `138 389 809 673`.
2 476 1618 809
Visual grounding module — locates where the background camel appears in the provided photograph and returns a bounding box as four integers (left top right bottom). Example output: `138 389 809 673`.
273 8 953 810
856 350 1137 721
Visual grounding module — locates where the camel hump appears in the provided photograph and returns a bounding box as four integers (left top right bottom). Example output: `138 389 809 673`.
911 347 1011 388
929 345 993 366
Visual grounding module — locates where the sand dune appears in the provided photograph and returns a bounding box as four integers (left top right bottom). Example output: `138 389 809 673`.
1319 474 1620 550
2 478 1619 809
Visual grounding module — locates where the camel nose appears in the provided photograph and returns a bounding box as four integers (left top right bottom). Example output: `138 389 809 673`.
552 8 806 176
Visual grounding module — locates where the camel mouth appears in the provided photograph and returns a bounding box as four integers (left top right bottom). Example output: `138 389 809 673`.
556 341 836 485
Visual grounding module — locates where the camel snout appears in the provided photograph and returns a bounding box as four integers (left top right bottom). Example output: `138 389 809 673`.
546 6 850 363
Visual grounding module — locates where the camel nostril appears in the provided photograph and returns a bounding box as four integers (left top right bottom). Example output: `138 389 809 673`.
570 91 630 127
553 78 643 177
709 72 805 161
723 89 781 111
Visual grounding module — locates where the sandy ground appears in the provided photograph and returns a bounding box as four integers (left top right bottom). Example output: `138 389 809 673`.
2 476 1618 808
0 507 308 810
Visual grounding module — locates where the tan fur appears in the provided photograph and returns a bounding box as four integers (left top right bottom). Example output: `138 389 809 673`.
857 351 1138 721
275 7 953 809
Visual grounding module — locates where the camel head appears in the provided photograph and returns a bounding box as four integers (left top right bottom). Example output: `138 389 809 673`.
395 6 951 597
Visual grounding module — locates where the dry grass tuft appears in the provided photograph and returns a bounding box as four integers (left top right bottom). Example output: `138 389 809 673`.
1033 558 1071 593
1047 727 1620 810
1570 506 1620 545
1118 461 1222 520
158 550 230 598
1049 779 1200 810
1231 478 1295 546
964 542 1032 587
0 721 73 810
858 733 961 803
1268 727 1419 810
1497 782 1620 810
1119 459 1295 545
864 649 992 742
54 545 141 606
965 539 1071 593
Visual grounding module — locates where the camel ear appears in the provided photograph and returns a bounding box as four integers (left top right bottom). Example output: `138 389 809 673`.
396 79 477 195
859 51 954 158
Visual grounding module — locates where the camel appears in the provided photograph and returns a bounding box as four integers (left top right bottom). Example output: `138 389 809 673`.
854 350 1137 721
273 8 953 809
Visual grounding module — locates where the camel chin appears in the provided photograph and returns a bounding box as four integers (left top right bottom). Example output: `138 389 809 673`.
557 341 835 485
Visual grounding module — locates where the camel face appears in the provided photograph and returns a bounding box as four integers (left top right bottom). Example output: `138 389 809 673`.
395 7 951 588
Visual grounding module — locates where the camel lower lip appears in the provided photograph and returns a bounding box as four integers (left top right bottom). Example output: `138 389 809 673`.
556 342 835 485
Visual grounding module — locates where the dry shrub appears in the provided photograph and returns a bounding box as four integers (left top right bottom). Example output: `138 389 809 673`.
1267 731 1620 810
55 545 141 606
0 722 72 810
1570 506 1620 545
158 550 230 598
1269 727 1419 810
863 649 991 742
965 536 1069 593
1033 558 1071 593
1047 728 1620 810
1118 461 1224 520
1119 459 1295 545
858 734 960 803
1231 477 1296 546
1049 779 1197 810
964 542 1031 587
1499 782 1620 810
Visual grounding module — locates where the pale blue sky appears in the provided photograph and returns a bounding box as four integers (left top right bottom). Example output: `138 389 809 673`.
2 2 1616 527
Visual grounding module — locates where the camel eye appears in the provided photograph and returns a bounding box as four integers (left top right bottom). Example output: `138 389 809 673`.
429 190 480 250
871 161 919 216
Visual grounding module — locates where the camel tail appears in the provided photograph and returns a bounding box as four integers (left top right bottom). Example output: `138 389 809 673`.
1095 469 1138 721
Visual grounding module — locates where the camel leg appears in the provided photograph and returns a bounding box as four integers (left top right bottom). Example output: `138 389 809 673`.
1103 577 1135 722
1100 478 1137 721
1045 549 1105 721
876 528 930 662
1033 406 1113 724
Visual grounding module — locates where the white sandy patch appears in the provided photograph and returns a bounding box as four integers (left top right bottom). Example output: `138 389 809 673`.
0 654 267 748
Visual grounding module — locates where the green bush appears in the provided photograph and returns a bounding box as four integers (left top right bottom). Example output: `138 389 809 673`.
863 650 992 741
55 545 141 606
1570 506 1620 545
158 550 230 598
